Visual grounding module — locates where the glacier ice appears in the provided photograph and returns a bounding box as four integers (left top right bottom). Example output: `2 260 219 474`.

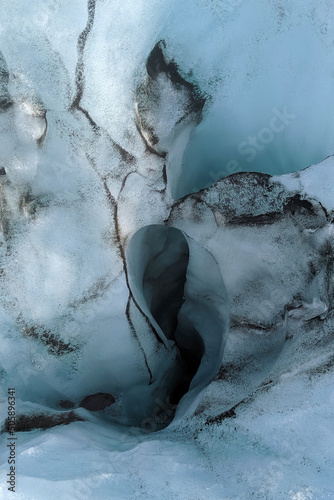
0 0 333 499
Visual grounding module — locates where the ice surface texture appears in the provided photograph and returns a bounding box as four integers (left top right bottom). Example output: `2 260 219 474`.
0 0 334 499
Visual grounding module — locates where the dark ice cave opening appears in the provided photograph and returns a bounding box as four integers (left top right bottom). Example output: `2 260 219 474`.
135 226 205 408
126 225 229 431
141 226 189 342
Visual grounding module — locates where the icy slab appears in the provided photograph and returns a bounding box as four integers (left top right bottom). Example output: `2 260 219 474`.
167 162 333 419
274 156 334 214
0 0 333 498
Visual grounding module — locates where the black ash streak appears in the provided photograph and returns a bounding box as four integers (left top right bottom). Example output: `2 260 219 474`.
126 297 154 383
205 406 237 426
71 0 135 161
19 320 79 356
70 0 101 132
2 412 84 433
71 0 96 116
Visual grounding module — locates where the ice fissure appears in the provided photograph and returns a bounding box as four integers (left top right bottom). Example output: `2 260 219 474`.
126 225 229 423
